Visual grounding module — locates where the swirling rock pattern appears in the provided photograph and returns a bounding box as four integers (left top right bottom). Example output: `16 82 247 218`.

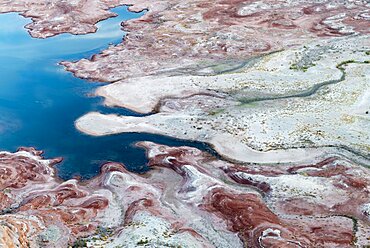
58 0 369 82
60 0 370 81
142 142 369 247
1 144 368 247
0 0 126 38
0 148 109 247
0 0 369 247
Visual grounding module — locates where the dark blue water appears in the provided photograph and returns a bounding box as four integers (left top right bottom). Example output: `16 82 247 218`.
0 6 217 179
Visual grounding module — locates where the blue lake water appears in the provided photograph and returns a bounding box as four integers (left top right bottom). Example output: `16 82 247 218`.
0 6 216 179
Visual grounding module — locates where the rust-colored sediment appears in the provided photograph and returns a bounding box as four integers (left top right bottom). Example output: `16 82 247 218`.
57 0 370 82
0 0 369 247
0 0 126 38
1 144 369 246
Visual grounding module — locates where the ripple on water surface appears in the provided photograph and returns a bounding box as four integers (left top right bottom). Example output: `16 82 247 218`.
0 6 216 179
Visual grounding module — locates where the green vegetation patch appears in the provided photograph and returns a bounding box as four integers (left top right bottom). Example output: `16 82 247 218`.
336 60 356 68
289 62 316 72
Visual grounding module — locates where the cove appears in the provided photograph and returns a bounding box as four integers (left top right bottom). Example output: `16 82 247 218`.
0 6 217 179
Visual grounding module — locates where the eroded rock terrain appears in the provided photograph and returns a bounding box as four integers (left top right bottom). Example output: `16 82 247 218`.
0 0 126 38
1 144 369 247
61 0 370 81
77 35 370 164
0 0 369 247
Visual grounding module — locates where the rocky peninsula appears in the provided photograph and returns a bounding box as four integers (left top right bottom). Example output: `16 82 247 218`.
0 0 369 247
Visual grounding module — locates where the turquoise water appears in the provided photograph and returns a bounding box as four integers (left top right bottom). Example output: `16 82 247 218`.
0 7 216 179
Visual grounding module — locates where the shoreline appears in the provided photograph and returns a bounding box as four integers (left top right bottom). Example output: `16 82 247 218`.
1 142 370 246
0 2 146 39
74 35 370 167
75 111 370 166
0 0 369 246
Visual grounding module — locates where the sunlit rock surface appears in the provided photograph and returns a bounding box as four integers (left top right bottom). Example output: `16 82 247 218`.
76 35 370 164
0 0 127 38
60 0 370 81
0 148 108 247
1 144 369 247
0 0 369 247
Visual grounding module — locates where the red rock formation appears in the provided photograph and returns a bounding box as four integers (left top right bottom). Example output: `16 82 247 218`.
202 188 354 247
141 142 369 247
0 148 109 246
0 144 368 247
2 0 367 82
0 0 127 38
0 149 217 247
0 147 61 190
223 156 370 224
60 0 370 82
